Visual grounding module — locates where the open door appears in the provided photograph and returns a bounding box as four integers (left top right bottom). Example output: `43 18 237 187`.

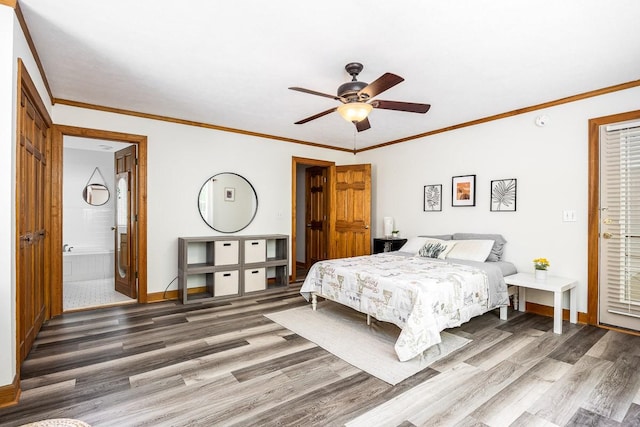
114 145 137 298
305 166 328 267
329 164 371 259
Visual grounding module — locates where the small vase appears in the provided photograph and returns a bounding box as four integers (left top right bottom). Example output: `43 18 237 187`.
535 269 547 281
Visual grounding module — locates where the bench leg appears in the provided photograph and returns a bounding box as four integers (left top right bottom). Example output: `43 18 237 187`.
569 287 577 324
553 291 562 334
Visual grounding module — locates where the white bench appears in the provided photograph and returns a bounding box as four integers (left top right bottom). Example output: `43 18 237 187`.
503 272 577 334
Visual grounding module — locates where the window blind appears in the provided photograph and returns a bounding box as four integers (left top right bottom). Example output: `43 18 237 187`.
601 120 640 322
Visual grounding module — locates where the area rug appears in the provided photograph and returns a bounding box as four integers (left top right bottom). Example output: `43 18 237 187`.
20 419 91 427
265 301 471 385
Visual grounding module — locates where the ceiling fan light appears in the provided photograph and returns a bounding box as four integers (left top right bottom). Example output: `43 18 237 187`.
337 102 372 123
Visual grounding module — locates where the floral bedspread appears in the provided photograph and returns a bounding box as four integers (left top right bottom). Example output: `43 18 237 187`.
300 253 505 361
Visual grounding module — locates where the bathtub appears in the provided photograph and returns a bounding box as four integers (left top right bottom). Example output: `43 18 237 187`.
63 247 115 282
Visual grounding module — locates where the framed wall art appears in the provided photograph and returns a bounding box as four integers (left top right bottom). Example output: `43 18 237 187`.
224 187 235 202
490 178 517 211
452 175 476 207
424 184 442 211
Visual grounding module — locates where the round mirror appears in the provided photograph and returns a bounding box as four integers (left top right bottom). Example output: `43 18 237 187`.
198 172 258 233
83 183 110 206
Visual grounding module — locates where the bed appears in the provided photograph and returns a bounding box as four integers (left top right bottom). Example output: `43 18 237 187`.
299 233 517 361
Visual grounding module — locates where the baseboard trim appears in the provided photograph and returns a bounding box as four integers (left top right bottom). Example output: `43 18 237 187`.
146 286 206 303
147 290 176 303
0 374 20 408
524 301 589 324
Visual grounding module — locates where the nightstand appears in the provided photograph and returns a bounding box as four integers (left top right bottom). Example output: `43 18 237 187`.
503 272 577 334
373 237 407 254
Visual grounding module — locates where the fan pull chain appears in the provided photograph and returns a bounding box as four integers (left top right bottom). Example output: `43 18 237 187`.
353 128 357 155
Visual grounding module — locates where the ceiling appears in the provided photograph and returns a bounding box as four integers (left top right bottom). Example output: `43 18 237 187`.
18 0 640 151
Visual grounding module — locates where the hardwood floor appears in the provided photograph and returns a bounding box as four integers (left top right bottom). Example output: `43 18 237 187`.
1 290 640 426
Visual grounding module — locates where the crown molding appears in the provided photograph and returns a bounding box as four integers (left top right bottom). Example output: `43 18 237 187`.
358 79 640 153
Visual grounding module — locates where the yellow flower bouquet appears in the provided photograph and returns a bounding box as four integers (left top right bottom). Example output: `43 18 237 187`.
533 258 550 270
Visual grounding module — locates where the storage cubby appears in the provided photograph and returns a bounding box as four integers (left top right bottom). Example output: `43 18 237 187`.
178 234 289 303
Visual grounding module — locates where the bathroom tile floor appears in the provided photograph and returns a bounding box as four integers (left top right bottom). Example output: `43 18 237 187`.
63 277 136 311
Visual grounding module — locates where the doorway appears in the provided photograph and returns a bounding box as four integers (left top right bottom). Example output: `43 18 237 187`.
292 157 333 282
61 137 136 310
50 125 148 317
291 157 372 283
588 110 640 330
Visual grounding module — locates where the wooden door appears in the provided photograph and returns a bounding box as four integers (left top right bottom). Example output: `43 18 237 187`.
114 146 137 298
329 164 371 259
16 82 49 362
305 167 328 266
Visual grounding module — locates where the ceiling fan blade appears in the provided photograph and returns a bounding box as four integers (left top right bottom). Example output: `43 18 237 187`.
294 107 337 125
358 73 404 99
355 117 371 132
289 87 343 101
372 100 431 114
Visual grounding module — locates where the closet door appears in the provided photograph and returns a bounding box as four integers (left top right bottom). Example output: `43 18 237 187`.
329 164 371 259
17 74 50 362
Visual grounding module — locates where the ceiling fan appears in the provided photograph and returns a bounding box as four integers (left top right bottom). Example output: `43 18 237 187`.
289 62 431 132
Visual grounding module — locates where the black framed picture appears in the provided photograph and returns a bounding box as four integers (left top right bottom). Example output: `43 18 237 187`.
424 184 442 211
490 178 517 211
452 175 476 207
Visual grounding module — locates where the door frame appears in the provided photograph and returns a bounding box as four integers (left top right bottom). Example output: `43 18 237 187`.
291 156 334 282
50 125 148 316
587 109 640 325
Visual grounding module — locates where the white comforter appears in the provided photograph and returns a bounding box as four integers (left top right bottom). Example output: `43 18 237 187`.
300 253 508 361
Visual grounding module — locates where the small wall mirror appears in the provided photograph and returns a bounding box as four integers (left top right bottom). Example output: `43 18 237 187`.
83 183 110 206
198 172 258 233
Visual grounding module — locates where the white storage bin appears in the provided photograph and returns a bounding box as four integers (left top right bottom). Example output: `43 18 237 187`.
244 239 266 263
214 270 239 296
214 240 239 265
244 267 266 292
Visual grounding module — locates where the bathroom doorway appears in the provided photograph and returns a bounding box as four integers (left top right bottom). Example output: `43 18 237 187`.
62 137 136 310
50 125 148 316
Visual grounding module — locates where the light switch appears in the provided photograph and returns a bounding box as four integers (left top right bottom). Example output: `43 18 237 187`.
563 210 577 222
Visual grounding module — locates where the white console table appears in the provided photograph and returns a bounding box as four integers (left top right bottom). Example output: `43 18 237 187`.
503 272 577 334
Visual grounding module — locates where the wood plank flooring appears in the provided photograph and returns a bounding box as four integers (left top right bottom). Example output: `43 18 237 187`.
1 290 639 426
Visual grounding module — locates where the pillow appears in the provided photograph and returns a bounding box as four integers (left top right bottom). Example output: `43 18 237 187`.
398 237 430 255
452 233 507 261
446 239 494 262
418 238 457 259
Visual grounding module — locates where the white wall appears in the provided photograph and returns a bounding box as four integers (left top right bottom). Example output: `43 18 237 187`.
359 86 640 313
52 105 357 295
0 6 16 388
63 147 116 250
